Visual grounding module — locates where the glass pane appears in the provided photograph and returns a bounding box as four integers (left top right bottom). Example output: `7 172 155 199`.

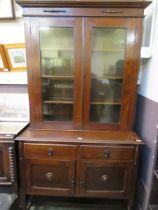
40 28 74 76
90 27 127 124
43 104 73 121
91 79 122 103
91 28 126 78
90 104 120 123
40 27 74 121
42 79 73 101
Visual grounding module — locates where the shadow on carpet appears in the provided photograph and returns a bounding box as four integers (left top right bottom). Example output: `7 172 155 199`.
30 200 126 210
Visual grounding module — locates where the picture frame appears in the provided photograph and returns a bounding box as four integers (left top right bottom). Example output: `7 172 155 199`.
0 45 9 72
0 0 15 19
3 44 27 71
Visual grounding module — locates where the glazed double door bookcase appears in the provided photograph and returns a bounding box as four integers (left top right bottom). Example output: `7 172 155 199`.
29 17 139 131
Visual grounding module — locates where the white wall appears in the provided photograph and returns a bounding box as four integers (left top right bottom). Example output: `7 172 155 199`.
0 19 25 44
138 1 158 103
0 3 29 121
0 3 25 44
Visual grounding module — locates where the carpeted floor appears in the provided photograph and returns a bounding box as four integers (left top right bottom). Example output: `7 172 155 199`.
29 199 126 210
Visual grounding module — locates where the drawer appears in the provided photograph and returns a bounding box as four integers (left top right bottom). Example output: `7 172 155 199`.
23 143 77 160
80 145 135 161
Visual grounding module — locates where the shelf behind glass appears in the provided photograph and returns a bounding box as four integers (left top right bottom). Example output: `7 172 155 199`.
41 48 74 51
91 101 121 105
42 75 74 79
92 48 124 52
43 103 73 121
90 104 121 123
43 100 73 104
92 76 123 80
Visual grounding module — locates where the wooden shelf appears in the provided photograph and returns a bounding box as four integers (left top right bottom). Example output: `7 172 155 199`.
91 101 121 105
92 76 123 80
41 48 73 51
42 75 74 80
43 100 73 104
92 49 124 52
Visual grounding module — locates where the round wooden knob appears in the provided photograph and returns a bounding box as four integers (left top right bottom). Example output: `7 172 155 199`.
104 150 110 159
101 174 109 183
47 148 54 156
45 172 55 181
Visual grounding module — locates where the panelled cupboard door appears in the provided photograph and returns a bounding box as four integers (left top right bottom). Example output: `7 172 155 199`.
28 17 83 129
83 18 141 130
79 160 134 198
24 159 76 196
0 143 11 184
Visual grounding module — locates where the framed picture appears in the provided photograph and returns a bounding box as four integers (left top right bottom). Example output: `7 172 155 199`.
0 45 9 72
3 44 27 71
0 0 15 19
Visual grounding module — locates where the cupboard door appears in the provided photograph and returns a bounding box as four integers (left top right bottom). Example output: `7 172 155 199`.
0 143 11 184
25 159 76 196
79 160 134 198
28 18 83 129
83 18 140 130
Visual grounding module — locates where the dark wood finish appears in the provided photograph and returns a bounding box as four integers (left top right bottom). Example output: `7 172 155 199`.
21 3 146 131
15 0 150 209
16 129 143 144
23 143 77 160
0 143 13 185
26 17 83 129
16 0 151 9
25 159 76 196
83 17 140 130
79 145 135 161
79 160 134 198
22 7 144 17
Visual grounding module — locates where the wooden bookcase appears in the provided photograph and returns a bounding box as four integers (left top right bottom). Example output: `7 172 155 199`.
16 0 151 209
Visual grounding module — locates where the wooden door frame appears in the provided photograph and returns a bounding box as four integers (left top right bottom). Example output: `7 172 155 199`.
83 17 142 131
26 17 83 129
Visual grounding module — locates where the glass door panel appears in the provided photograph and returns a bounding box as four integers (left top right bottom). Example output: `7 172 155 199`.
40 27 74 121
90 27 127 124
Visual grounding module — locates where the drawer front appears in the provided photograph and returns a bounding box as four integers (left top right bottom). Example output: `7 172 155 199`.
23 8 143 17
23 143 77 160
80 145 135 161
25 159 75 196
79 160 134 198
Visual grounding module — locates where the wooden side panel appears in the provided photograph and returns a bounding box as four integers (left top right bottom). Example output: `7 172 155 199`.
0 143 12 185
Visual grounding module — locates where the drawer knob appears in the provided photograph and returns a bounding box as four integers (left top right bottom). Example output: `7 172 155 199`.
101 174 109 183
104 150 110 159
48 148 54 156
45 172 55 181
71 176 75 187
80 179 84 188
